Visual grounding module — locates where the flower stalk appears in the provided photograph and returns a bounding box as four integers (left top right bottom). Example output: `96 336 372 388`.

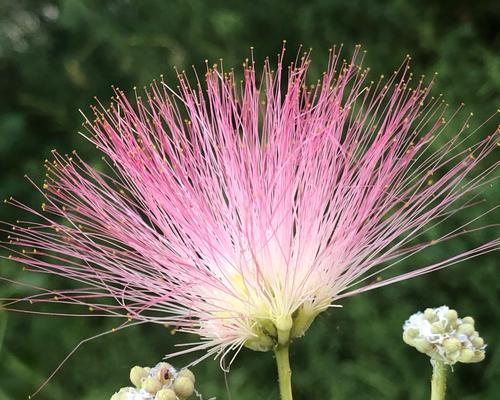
274 344 293 400
431 361 447 400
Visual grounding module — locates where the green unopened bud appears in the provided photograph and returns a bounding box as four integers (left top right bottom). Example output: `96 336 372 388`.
443 338 460 354
173 376 195 398
130 366 148 388
462 316 475 325
142 376 162 394
177 368 196 383
430 321 445 334
403 331 415 346
407 327 419 337
444 309 457 321
457 323 474 336
156 388 177 400
471 351 485 363
471 336 484 348
444 309 458 329
424 308 437 322
458 348 475 363
414 338 433 353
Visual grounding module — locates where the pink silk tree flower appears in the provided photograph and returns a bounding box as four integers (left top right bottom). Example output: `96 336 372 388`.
2 46 499 394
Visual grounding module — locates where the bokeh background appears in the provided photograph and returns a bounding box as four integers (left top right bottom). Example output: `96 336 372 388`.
0 1 499 399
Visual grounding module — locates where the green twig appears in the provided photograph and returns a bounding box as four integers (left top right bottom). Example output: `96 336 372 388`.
274 344 293 400
431 361 448 400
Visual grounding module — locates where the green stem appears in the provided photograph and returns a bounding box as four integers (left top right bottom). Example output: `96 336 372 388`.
274 344 293 400
431 361 448 400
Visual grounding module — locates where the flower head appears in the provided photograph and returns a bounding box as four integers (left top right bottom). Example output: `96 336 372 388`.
111 362 196 400
403 306 486 365
3 46 499 363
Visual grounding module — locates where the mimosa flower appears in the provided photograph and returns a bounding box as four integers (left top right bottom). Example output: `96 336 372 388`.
3 46 498 372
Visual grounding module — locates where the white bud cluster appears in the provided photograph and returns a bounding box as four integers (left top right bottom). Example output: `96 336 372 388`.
403 305 486 365
110 362 195 400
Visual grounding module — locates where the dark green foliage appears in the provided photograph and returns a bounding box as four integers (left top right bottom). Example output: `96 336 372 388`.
0 1 498 398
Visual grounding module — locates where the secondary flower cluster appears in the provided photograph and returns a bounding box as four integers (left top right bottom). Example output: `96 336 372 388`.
111 362 195 400
403 305 486 365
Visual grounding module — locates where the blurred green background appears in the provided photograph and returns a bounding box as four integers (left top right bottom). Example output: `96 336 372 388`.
0 0 499 399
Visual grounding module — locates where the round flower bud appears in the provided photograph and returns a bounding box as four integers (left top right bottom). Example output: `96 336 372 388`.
173 376 195 398
457 323 474 336
462 316 475 325
444 309 457 322
406 327 419 338
142 376 162 394
471 351 485 363
130 366 149 388
458 348 475 363
402 331 415 346
156 388 177 400
471 336 484 348
177 369 196 384
443 338 460 354
430 321 445 334
414 338 432 353
424 308 437 322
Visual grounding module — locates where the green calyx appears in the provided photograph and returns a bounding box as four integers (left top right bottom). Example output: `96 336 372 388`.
244 303 322 351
